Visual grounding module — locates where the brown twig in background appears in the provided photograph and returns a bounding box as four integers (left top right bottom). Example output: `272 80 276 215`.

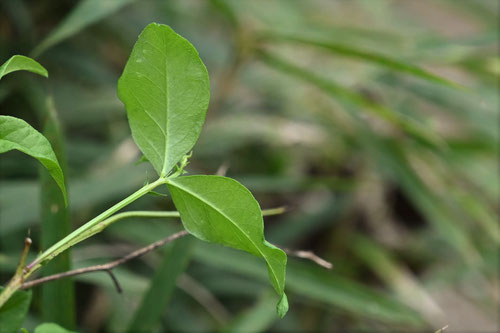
283 248 333 270
21 230 189 290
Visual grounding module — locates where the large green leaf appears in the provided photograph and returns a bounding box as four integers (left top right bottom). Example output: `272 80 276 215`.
0 116 67 205
118 23 210 177
0 287 32 333
31 0 136 57
0 55 48 80
166 175 288 317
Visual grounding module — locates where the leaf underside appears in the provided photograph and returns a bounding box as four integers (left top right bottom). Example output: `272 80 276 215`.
166 175 288 317
118 23 210 177
0 116 67 205
0 55 48 80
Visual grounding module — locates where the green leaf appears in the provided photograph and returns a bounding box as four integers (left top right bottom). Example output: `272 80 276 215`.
31 0 136 57
0 116 67 205
166 175 288 317
0 287 32 333
127 236 194 332
0 55 48 80
34 323 76 333
118 23 210 177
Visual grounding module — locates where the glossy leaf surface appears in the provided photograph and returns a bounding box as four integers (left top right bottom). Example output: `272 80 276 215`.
0 287 32 333
0 116 67 205
0 55 48 80
118 23 210 177
166 175 288 317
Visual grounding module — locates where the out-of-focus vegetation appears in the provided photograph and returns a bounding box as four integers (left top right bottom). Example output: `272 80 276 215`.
0 0 498 332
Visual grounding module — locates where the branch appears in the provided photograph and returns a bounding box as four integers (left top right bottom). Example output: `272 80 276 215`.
21 230 188 290
20 208 330 291
283 248 333 270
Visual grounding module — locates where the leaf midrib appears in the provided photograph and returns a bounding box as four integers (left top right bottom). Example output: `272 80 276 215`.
168 180 281 290
161 28 170 176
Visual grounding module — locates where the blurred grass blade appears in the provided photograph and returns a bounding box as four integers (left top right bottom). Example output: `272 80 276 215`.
222 291 278 333
39 98 75 328
127 236 194 332
31 0 136 57
257 50 445 149
21 78 75 327
194 244 425 326
351 235 444 325
259 32 461 89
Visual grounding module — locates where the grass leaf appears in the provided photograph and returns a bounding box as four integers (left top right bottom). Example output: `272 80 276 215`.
260 32 460 88
127 236 194 332
31 0 136 57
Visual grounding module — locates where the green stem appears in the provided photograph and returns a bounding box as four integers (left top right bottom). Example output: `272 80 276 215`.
0 178 166 309
69 207 286 246
27 178 166 273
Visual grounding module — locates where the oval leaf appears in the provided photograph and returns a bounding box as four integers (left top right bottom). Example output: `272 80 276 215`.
118 23 210 177
0 287 32 333
0 55 48 80
0 116 67 205
166 175 288 317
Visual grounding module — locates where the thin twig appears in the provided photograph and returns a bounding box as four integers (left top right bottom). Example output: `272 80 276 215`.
21 226 331 290
283 248 333 270
16 237 32 278
21 230 189 290
105 270 122 293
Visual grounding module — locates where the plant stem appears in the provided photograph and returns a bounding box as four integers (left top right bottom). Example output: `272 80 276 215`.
0 238 32 309
21 230 189 290
0 177 166 309
27 178 167 273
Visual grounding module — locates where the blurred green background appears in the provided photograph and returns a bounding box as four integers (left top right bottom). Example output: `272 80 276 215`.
0 0 498 332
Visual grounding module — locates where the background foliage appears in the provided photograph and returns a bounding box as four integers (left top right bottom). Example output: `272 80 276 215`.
0 0 498 332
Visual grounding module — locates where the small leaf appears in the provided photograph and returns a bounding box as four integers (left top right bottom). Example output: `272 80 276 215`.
31 0 136 57
0 287 32 333
34 323 76 333
118 23 210 177
0 116 67 205
166 175 288 316
0 55 48 80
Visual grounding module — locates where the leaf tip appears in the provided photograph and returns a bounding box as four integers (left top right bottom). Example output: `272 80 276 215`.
277 293 289 318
